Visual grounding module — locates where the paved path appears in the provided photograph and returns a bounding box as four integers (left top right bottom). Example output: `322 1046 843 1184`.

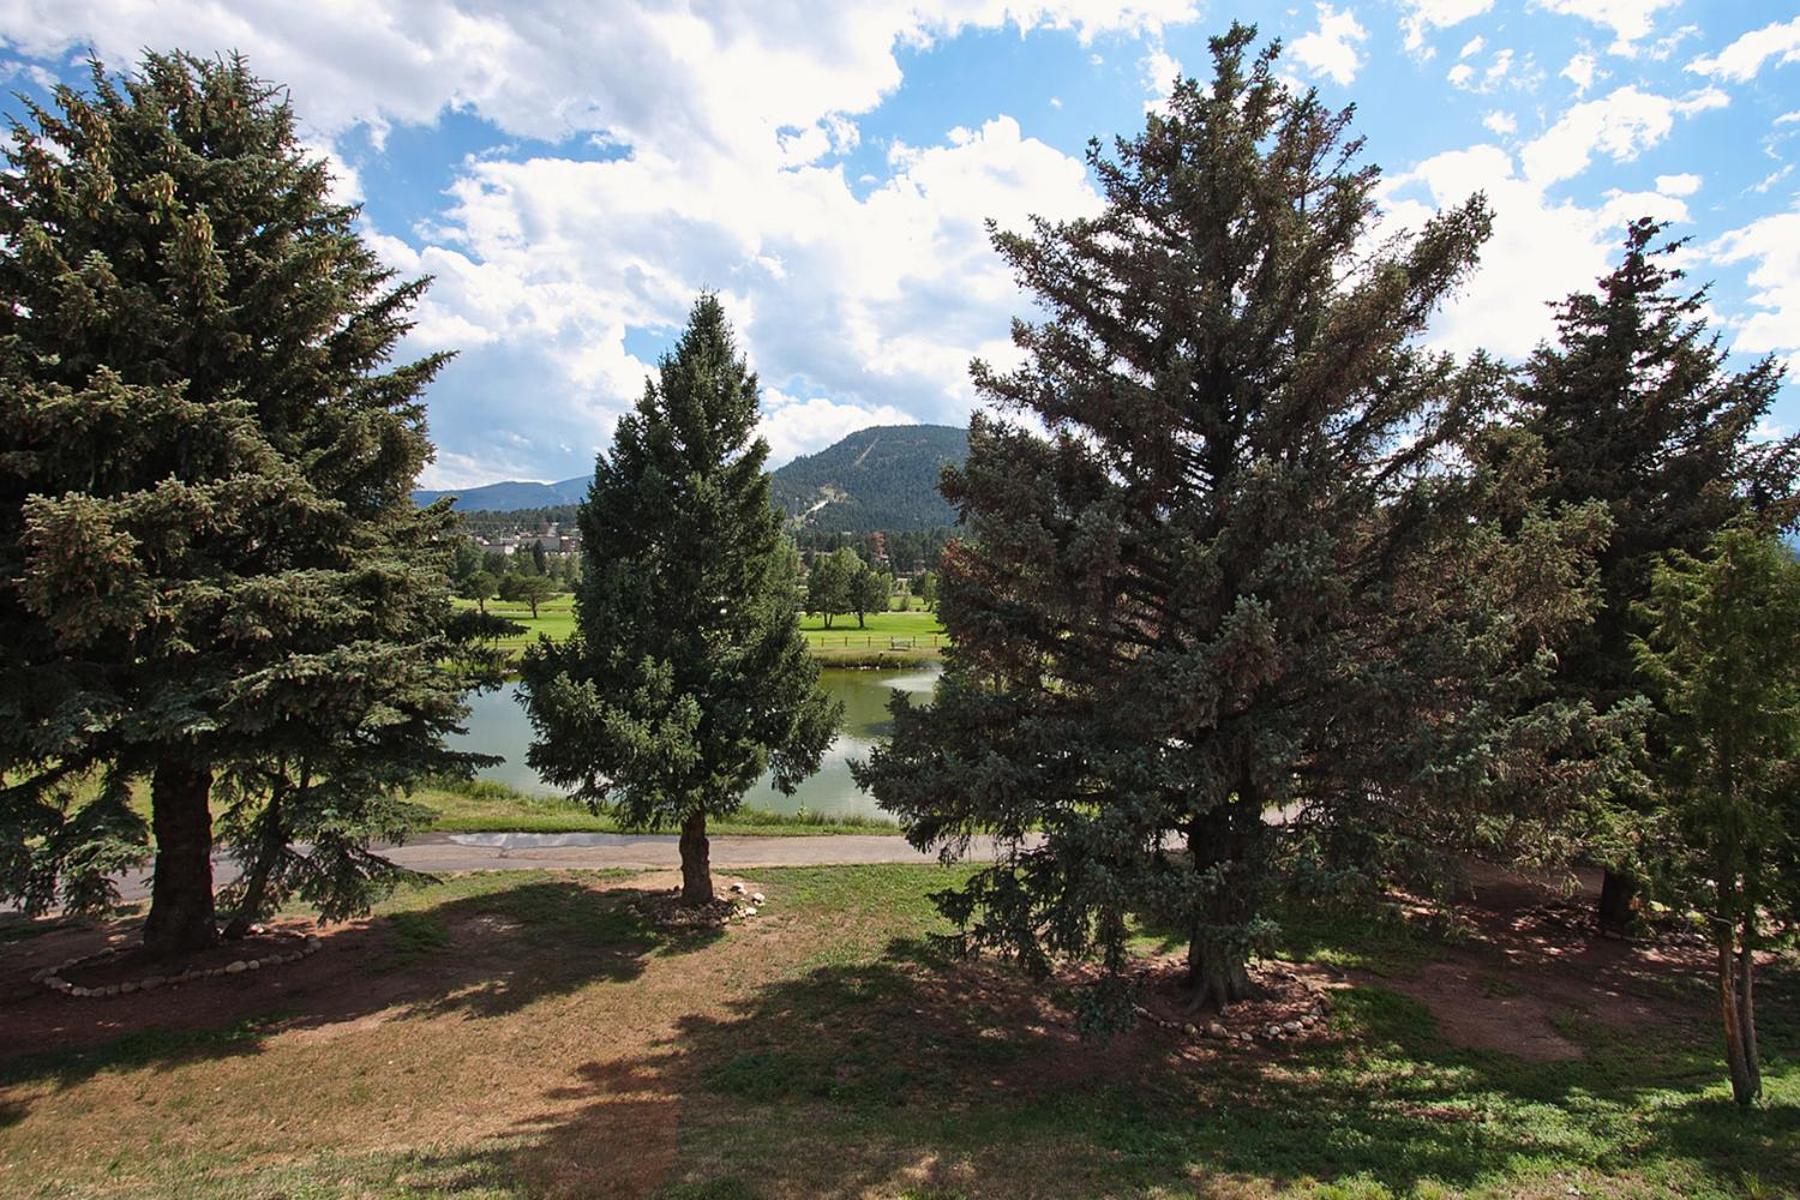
92 830 1018 905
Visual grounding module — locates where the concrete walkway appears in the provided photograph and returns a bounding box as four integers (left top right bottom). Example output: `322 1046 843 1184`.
93 830 1019 906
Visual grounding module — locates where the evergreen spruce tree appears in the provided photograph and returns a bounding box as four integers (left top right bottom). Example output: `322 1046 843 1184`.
856 26 1614 1021
0 53 505 957
1632 527 1800 1106
519 296 839 905
1520 219 1798 932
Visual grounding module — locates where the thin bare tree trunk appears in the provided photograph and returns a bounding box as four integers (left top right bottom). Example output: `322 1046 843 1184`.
1729 916 1761 1105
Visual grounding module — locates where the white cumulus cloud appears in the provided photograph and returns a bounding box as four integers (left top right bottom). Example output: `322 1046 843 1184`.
1709 208 1800 369
1687 16 1800 82
1291 3 1369 86
1521 84 1728 186
1533 0 1682 56
1398 0 1494 55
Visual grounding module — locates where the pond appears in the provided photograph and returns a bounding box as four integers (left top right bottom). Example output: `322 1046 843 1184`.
451 666 941 821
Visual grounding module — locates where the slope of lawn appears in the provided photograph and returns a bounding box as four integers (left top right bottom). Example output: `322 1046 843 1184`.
414 777 898 835
1 864 1792 1199
91 775 899 839
457 595 946 661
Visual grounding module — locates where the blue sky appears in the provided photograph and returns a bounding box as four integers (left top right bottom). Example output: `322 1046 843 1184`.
0 2 1795 488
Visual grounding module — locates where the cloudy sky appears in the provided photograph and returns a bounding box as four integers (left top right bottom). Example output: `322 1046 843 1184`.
0 2 1795 489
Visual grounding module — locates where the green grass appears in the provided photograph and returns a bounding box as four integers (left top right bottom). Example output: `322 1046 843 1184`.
2 864 1795 1198
797 608 945 648
89 772 899 839
412 776 900 836
457 594 946 660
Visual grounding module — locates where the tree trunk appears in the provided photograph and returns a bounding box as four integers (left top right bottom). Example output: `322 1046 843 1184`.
1722 917 1761 1106
142 757 218 958
678 811 713 906
1187 932 1255 1013
223 782 288 940
1183 795 1260 1013
1597 867 1636 936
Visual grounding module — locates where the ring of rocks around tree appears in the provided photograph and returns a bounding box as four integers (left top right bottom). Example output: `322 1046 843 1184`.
34 927 323 998
624 881 768 931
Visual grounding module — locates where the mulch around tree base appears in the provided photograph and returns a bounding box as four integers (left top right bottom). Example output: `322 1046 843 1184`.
624 887 762 931
1128 957 1336 1045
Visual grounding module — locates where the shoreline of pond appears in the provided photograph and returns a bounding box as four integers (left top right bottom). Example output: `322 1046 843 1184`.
450 665 942 822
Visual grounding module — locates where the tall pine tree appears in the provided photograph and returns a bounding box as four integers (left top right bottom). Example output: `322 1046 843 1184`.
1520 219 1798 932
0 54 505 956
856 26 1614 1021
519 296 839 905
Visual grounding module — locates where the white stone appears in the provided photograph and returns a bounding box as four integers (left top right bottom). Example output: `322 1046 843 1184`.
743 906 758 917
225 961 248 974
1206 1022 1229 1039
728 882 746 894
750 892 765 904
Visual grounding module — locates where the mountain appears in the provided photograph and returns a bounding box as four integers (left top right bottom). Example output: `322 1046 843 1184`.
412 475 590 511
417 423 969 530
768 424 967 532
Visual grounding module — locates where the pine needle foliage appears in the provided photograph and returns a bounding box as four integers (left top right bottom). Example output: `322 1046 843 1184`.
856 25 1620 1026
519 295 839 904
0 53 506 955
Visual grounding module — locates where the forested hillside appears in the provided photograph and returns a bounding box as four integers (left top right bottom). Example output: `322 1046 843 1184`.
422 423 969 532
768 424 967 531
412 476 589 510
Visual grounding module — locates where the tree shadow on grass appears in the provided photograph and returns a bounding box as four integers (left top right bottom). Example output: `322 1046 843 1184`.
480 937 1800 1200
0 875 722 1119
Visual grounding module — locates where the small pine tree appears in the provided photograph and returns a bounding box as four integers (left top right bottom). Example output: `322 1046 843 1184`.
855 26 1613 1022
0 53 505 956
1632 527 1800 1106
519 296 840 904
1521 219 1799 931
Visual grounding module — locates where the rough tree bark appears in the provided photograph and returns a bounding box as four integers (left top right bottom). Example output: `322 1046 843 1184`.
142 757 218 958
1184 795 1260 1013
1598 867 1637 936
679 810 713 906
1720 912 1762 1106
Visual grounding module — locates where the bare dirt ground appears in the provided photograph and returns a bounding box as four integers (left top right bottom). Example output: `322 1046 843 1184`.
0 862 1773 1200
1359 863 1713 1061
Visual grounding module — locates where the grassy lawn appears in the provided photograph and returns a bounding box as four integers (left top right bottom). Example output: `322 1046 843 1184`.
458 596 946 660
414 778 898 835
1 865 1793 1199
96 776 899 839
798 608 944 650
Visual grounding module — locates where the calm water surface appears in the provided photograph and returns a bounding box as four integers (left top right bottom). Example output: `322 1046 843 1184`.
452 666 940 820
